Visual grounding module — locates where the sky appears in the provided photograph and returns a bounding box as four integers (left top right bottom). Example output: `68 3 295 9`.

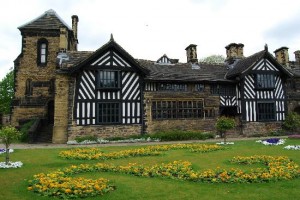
1 0 300 80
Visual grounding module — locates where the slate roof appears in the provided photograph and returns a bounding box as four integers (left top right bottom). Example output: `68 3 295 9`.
137 60 232 82
226 50 265 78
226 49 293 78
18 9 72 30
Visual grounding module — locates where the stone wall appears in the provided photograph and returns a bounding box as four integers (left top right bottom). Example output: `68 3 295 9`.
241 121 282 136
53 74 70 143
67 124 142 140
11 107 46 125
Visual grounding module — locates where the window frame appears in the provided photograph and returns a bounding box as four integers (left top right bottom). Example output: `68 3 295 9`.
255 74 275 90
257 102 276 121
152 100 204 120
37 38 48 66
96 70 120 90
158 83 187 92
97 102 121 124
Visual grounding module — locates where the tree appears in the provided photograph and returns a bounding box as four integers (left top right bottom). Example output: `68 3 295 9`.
215 116 236 143
0 126 21 165
199 55 226 64
0 69 14 114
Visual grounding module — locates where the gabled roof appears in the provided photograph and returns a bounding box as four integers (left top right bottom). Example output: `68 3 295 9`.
138 60 232 83
60 36 150 75
18 9 72 30
226 48 293 78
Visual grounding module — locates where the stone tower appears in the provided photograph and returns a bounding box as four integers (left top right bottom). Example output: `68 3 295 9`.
11 9 78 143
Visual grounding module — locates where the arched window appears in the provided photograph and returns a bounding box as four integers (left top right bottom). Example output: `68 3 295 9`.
37 38 48 65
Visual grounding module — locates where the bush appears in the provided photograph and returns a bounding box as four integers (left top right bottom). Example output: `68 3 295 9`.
215 116 236 143
19 119 35 142
149 131 214 141
75 135 98 143
283 112 300 132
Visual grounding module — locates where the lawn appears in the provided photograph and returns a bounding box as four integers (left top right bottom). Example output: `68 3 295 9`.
0 139 300 200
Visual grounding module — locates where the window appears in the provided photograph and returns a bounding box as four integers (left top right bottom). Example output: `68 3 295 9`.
152 100 203 119
37 38 48 65
97 71 120 89
257 102 275 121
195 84 205 92
97 103 120 124
158 83 187 91
210 84 235 96
256 74 275 89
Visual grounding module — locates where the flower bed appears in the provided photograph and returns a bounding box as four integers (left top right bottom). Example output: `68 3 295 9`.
256 138 285 145
0 148 14 154
59 144 225 160
284 145 300 150
29 155 300 199
28 169 115 199
0 161 23 168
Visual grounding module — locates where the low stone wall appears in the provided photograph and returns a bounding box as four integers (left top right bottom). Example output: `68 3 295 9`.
67 124 142 140
11 107 45 126
145 118 217 134
241 121 282 136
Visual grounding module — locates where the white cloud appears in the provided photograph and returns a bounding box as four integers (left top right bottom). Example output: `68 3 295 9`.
1 0 300 80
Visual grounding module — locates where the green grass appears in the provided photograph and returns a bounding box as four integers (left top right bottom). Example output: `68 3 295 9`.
1 139 300 200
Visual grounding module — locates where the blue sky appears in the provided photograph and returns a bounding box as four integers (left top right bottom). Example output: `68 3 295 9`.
1 0 300 80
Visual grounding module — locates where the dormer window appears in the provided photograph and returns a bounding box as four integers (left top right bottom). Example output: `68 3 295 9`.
37 38 48 66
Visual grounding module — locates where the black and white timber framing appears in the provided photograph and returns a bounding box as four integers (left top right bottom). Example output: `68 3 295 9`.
239 59 287 121
72 38 148 126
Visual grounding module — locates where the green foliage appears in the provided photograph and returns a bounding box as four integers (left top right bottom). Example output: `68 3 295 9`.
19 120 35 142
0 69 14 114
216 116 236 143
149 131 214 141
283 112 300 132
216 116 235 133
75 135 98 143
0 125 21 164
199 54 226 64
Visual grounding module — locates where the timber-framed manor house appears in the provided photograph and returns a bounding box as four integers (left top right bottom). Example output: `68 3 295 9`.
11 10 300 143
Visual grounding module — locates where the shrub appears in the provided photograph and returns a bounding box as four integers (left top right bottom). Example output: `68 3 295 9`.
215 116 236 143
19 119 35 142
149 131 214 141
75 135 98 143
283 112 300 132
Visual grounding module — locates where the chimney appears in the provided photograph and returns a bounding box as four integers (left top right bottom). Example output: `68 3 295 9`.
294 50 300 64
185 44 198 63
71 15 79 49
225 43 244 59
274 47 289 68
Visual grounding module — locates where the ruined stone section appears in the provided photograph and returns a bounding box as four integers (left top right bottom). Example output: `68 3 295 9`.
67 125 142 140
52 74 69 143
11 107 46 126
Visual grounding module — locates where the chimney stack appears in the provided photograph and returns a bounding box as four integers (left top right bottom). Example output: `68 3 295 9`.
225 43 244 60
274 47 289 68
294 50 300 64
71 15 79 49
185 44 198 63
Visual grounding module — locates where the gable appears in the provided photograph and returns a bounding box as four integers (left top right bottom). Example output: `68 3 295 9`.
251 59 279 72
69 38 149 75
91 50 133 68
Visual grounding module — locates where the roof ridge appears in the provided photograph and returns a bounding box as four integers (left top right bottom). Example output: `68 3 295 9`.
18 9 72 30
